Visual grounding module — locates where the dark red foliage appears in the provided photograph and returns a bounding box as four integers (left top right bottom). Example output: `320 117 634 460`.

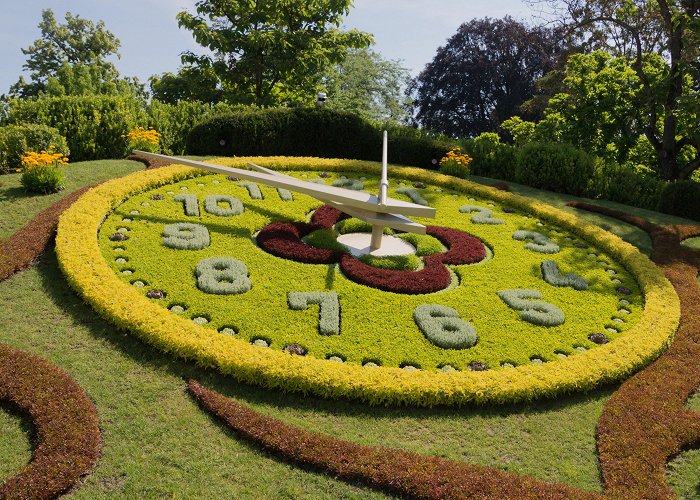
0 344 101 499
340 254 452 294
256 222 341 264
588 333 609 345
256 207 487 294
187 379 590 499
310 204 348 229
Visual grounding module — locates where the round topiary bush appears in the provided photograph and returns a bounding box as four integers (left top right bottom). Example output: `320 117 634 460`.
657 180 700 221
514 143 594 196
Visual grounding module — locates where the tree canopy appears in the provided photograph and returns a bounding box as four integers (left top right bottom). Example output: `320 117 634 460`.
322 47 411 123
175 0 373 107
6 9 141 99
527 0 700 180
409 17 564 138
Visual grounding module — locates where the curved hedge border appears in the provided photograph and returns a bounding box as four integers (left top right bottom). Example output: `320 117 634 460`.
0 343 101 499
567 202 700 498
187 379 591 499
56 157 680 406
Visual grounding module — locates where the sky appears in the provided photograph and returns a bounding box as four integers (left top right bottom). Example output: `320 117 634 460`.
0 0 536 95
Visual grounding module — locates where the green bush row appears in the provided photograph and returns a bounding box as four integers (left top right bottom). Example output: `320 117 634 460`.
463 134 700 221
186 108 452 169
0 124 69 174
1 96 255 162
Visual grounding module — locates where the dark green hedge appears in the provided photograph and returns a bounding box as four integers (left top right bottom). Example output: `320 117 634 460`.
657 180 700 221
186 108 451 169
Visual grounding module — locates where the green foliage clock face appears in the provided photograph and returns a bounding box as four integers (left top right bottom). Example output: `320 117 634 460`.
55 158 678 405
97 167 646 372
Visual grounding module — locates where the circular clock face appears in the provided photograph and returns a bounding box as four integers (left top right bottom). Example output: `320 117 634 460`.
57 158 677 405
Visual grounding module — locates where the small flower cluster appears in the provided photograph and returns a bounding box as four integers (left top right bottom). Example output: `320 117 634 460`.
438 147 473 178
124 127 161 154
19 147 68 194
20 148 69 171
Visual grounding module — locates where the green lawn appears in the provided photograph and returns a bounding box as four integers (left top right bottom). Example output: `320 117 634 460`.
0 160 698 497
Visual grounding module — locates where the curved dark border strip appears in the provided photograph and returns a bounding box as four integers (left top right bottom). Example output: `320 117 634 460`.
568 201 700 497
0 343 101 499
187 379 592 499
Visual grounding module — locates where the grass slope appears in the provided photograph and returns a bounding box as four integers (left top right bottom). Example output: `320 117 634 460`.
0 161 697 496
0 160 143 239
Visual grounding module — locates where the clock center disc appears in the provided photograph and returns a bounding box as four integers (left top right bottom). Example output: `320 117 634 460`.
335 233 416 257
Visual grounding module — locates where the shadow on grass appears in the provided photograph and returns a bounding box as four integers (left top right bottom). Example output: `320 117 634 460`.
0 186 33 204
37 244 616 424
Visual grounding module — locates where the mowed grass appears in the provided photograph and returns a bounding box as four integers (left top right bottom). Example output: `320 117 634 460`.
0 160 143 239
0 160 698 497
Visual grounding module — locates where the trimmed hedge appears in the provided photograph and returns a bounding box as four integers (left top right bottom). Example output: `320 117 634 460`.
186 108 451 169
0 124 69 174
657 180 700 221
4 95 147 161
515 142 595 196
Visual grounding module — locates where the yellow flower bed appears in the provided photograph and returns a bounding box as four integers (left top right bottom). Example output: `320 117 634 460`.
55 157 680 406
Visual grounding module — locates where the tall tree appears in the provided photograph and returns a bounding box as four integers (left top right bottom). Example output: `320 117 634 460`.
528 0 700 180
6 9 139 99
149 66 223 105
176 0 373 107
322 47 411 123
408 17 564 138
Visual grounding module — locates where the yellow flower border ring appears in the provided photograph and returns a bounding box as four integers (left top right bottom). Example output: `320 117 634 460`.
55 157 680 406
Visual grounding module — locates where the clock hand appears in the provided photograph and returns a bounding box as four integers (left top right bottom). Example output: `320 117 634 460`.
133 151 435 219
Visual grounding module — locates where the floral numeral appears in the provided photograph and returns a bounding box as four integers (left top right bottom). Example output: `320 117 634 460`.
174 194 200 216
162 223 210 250
512 230 560 254
203 195 244 216
459 205 505 224
196 257 251 295
238 182 263 200
287 292 340 335
497 289 565 326
541 260 588 290
413 304 477 349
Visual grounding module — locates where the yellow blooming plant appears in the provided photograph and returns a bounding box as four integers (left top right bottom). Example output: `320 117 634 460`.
438 147 473 179
124 127 161 154
20 147 69 194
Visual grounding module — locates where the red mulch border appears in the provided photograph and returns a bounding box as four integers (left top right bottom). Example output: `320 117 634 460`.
187 379 591 499
567 201 700 498
0 344 101 499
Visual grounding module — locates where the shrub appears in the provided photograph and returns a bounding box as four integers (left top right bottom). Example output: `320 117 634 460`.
515 142 594 196
657 180 700 221
464 133 517 180
438 147 473 178
148 100 254 155
125 127 161 154
20 148 68 193
4 95 147 161
584 159 664 210
0 124 69 174
186 108 451 168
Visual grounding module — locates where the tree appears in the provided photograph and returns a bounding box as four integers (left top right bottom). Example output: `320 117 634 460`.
502 50 667 167
7 9 141 99
322 47 411 123
176 0 373 107
149 66 223 105
408 17 564 138
528 0 700 180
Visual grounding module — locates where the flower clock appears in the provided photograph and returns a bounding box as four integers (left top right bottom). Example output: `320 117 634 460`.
56 157 679 406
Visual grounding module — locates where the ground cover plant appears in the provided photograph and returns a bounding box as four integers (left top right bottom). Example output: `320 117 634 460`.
1 156 699 497
57 157 677 406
